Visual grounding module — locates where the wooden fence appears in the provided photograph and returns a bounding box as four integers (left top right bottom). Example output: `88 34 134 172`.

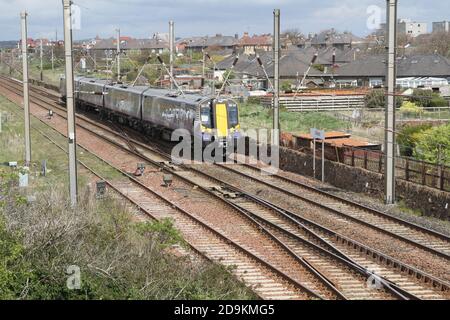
261 94 366 112
341 147 450 192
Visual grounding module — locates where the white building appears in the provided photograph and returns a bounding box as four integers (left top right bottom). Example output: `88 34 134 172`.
398 19 427 37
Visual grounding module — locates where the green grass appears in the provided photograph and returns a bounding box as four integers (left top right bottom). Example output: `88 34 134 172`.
239 102 351 134
0 95 80 191
0 95 124 185
397 200 424 217
0 94 258 300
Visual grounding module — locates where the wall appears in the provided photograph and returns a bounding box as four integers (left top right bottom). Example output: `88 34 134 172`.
277 146 450 220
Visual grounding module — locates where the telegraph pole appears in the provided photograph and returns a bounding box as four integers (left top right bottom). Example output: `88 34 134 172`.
385 0 397 204
116 28 121 81
273 9 280 146
39 39 43 81
21 12 31 165
63 0 78 206
169 20 174 90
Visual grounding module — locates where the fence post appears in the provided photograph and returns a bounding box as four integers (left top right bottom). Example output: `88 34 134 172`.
378 152 383 173
405 159 409 181
422 162 426 185
364 150 368 170
439 164 444 190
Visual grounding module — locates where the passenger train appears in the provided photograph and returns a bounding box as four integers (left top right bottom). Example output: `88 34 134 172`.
59 76 240 148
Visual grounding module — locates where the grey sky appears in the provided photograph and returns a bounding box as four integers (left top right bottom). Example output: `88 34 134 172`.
0 0 448 41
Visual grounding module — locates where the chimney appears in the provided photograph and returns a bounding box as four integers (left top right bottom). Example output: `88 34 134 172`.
235 33 239 39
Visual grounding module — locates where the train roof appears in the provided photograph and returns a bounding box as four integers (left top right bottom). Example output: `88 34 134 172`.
143 88 209 105
78 77 112 86
67 76 213 104
104 83 150 94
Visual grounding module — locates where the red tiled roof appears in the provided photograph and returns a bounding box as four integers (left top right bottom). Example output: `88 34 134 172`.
239 34 272 46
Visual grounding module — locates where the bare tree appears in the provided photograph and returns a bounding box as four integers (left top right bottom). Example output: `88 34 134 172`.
415 32 450 57
282 28 305 46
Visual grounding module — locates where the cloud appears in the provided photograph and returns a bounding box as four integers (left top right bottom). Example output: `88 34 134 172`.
0 0 447 41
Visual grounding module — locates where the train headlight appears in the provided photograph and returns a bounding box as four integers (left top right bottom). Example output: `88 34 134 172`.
202 132 212 141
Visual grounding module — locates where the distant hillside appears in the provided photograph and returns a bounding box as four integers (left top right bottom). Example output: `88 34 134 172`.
0 41 17 49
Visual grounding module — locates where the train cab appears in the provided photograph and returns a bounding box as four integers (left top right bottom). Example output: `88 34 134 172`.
199 99 240 148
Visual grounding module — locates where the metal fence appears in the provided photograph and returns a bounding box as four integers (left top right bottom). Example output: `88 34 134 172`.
341 147 450 192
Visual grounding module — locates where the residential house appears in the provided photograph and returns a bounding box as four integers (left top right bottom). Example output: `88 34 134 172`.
90 37 169 55
185 34 239 53
307 29 364 50
239 33 272 55
332 53 450 87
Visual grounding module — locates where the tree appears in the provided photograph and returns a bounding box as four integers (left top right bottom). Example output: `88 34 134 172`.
282 28 305 46
415 32 450 58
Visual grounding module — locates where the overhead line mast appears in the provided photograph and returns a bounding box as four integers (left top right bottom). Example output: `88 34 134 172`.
63 0 78 206
273 9 280 147
20 11 31 165
385 0 397 204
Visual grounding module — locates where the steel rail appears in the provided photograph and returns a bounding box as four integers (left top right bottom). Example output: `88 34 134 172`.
1 76 447 298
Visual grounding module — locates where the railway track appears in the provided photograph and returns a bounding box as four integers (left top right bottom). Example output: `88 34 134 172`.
1 75 449 299
1 94 323 300
216 161 450 259
1 76 348 300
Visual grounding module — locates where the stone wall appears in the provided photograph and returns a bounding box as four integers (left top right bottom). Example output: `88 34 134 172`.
277 146 450 220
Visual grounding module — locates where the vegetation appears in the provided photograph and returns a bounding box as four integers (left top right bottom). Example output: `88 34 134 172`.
312 64 325 72
409 89 447 109
399 101 424 117
238 102 350 133
365 89 403 108
397 124 432 157
413 124 450 165
281 81 293 92
397 123 450 165
0 97 256 300
0 177 256 300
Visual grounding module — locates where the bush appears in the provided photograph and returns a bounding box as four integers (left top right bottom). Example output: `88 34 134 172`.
312 64 324 72
246 96 262 105
365 89 403 108
0 172 256 300
429 96 448 108
397 124 432 157
413 124 450 165
281 81 292 92
399 101 424 117
410 89 447 109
